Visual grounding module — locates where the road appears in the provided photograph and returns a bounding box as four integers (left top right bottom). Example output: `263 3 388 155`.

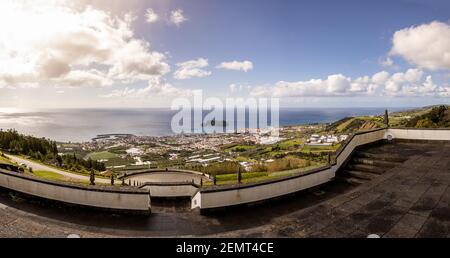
4 154 111 184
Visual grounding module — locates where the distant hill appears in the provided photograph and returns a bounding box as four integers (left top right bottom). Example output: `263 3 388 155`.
325 116 384 134
324 105 450 133
390 105 447 118
399 105 450 128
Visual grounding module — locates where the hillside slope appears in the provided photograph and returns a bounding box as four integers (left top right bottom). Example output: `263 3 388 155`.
401 105 450 128
325 116 385 134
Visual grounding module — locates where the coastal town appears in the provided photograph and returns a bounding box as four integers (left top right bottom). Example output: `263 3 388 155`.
57 124 349 175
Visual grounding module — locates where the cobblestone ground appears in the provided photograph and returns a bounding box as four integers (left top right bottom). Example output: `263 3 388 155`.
1 142 449 238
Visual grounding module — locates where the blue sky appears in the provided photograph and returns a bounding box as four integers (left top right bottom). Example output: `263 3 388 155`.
151 0 449 86
0 0 449 108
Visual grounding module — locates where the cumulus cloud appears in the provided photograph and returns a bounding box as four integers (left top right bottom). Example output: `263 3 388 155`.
170 9 187 26
108 40 170 81
250 69 450 98
57 69 113 87
217 60 254 72
101 77 192 98
145 8 159 23
390 21 450 70
173 58 211 80
0 1 169 88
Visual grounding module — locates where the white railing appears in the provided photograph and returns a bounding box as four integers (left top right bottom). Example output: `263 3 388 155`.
387 128 450 141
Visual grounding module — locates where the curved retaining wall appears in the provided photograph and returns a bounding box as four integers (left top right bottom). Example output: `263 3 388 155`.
0 169 150 213
119 168 210 179
140 182 199 197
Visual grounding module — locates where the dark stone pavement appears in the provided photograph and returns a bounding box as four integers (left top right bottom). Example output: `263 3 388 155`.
0 141 449 238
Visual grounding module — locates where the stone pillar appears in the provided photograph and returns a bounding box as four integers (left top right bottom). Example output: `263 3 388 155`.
121 173 126 186
383 109 389 128
237 167 242 184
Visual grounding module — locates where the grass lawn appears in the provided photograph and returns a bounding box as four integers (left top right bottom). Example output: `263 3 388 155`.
225 145 256 152
85 151 118 161
14 154 110 179
301 144 341 153
204 163 326 186
32 170 66 181
0 153 12 164
31 170 115 186
205 172 268 185
336 118 356 133
277 138 303 150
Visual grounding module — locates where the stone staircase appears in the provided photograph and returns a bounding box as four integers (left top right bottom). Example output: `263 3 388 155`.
337 145 408 185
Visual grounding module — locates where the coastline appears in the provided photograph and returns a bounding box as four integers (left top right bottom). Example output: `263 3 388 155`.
0 107 411 143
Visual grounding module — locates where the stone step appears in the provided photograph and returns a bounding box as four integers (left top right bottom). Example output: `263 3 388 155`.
351 157 403 167
343 170 377 180
355 150 408 162
354 151 407 163
347 163 385 174
338 176 368 186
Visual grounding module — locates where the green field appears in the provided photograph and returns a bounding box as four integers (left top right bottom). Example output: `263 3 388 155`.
301 144 341 153
205 163 325 185
277 138 303 150
85 151 118 161
335 118 356 133
225 145 257 152
31 170 112 185
32 170 66 181
0 153 12 164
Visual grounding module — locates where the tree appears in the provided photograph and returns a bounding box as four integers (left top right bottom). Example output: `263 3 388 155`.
89 170 95 185
415 119 434 128
56 155 63 166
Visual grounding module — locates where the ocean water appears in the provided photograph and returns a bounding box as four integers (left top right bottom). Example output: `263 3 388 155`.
0 107 407 142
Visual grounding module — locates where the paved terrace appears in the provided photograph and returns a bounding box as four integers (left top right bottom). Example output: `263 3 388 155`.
0 141 449 237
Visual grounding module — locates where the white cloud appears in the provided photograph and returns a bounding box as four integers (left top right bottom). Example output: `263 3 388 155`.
0 1 169 88
173 58 211 80
371 71 390 84
145 8 159 23
108 40 170 81
170 9 187 26
217 60 254 72
380 57 394 67
57 69 113 87
250 69 450 98
390 21 450 70
101 77 192 98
